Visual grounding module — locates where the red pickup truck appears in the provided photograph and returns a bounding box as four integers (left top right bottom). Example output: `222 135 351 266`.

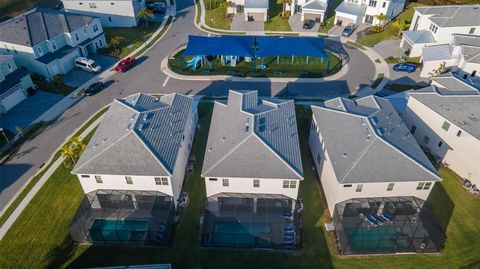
115 57 136 72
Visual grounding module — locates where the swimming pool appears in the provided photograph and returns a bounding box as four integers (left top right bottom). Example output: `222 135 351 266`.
89 219 150 244
345 227 411 253
212 222 272 248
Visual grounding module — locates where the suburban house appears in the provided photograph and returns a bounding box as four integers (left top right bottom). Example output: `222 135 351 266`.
400 5 480 58
201 90 304 249
69 93 198 245
419 34 480 78
309 95 445 255
227 0 268 21
401 73 480 188
334 0 405 26
62 0 146 27
287 0 328 22
0 55 35 114
0 8 106 79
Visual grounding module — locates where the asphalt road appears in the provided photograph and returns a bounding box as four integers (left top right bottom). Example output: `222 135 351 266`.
0 0 375 211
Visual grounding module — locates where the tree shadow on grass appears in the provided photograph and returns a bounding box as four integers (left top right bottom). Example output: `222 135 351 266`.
44 237 77 269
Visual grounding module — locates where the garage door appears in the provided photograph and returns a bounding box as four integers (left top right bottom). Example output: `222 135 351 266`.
247 12 265 21
1 88 26 112
61 49 81 74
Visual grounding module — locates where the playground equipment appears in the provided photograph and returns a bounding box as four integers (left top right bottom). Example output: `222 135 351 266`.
221 55 239 67
186 55 211 71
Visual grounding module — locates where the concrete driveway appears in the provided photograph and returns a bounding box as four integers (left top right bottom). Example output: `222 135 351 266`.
231 14 264 31
288 14 319 33
62 54 117 88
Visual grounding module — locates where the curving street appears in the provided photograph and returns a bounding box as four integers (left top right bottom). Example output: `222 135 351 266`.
0 0 376 211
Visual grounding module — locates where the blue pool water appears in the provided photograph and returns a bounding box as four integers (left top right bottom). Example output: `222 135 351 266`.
345 227 410 252
90 219 150 244
212 222 271 248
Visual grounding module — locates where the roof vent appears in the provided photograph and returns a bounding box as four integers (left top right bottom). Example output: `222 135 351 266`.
102 138 107 143
208 147 212 152
222 136 226 141
342 153 347 159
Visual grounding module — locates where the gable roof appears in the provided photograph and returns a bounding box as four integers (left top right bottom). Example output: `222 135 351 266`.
303 0 327 11
201 90 303 180
73 93 196 176
0 8 95 47
402 30 436 44
422 44 454 62
409 79 480 140
312 96 439 184
415 5 480 28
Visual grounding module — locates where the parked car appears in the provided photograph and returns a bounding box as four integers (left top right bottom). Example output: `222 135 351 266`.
393 63 417 73
147 2 166 13
342 23 357 37
75 57 101 73
84 82 105 96
115 57 136 72
303 19 315 29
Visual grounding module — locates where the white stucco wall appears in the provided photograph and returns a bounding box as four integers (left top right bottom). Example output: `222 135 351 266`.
403 97 480 186
420 58 458 78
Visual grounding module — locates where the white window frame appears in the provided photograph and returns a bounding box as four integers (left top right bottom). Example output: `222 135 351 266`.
387 183 395 191
222 178 229 187
253 179 260 188
125 176 133 184
95 175 103 183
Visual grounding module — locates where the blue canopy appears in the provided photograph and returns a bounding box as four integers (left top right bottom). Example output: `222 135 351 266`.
182 35 328 59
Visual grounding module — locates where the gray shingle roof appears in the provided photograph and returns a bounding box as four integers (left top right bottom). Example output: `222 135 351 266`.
415 5 480 28
430 72 480 95
0 8 95 47
313 96 439 184
202 90 303 180
453 34 480 47
303 0 327 11
402 30 436 44
409 82 480 140
422 44 454 61
73 93 196 176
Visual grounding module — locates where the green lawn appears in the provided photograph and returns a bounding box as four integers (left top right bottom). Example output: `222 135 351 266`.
32 76 75 96
264 0 291 31
205 6 231 30
370 73 385 89
103 22 160 59
358 3 423 47
1 103 480 269
319 0 342 33
169 51 342 78
0 0 36 17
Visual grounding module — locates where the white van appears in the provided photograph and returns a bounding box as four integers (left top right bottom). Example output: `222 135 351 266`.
75 57 101 73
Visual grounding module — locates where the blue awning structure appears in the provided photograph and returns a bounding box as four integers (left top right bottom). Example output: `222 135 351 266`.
182 35 328 59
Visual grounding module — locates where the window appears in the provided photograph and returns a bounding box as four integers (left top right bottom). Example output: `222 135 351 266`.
368 0 377 7
316 153 321 164
356 184 363 192
283 180 296 188
470 28 476 34
6 63 12 70
424 182 432 190
209 178 218 181
51 40 57 50
81 175 90 178
36 46 43 55
438 141 443 147
222 178 229 187
382 2 386 7
89 2 97 8
108 16 112 22
423 135 430 144
93 24 99 32
155 177 169 185
83 28 87 34
99 39 103 47
283 180 290 188
95 175 103 183
387 183 395 191
416 182 425 190
253 179 260 188
441 121 450 131
75 33 79 41
111 2 114 4
289 180 296 188
457 130 462 137
343 184 352 188
79 2 83 5
125 176 133 184
410 125 416 134
429 23 438 33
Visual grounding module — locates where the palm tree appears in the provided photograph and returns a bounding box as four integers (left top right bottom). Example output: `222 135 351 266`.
110 36 125 50
276 0 292 17
138 7 154 28
392 19 410 37
374 13 390 29
60 136 86 166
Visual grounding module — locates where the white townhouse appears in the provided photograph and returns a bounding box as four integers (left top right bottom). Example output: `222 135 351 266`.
401 73 480 187
227 0 269 21
419 34 480 78
287 0 328 22
62 0 146 27
0 55 35 113
400 5 480 58
334 0 405 26
0 8 106 79
72 93 198 208
309 95 440 217
201 90 304 214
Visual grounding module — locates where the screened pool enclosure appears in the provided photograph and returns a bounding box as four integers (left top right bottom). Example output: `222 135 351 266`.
333 196 446 255
69 190 175 245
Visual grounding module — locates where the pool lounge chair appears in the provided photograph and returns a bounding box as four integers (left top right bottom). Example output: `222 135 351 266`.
382 212 394 222
284 237 296 244
366 214 379 227
283 242 297 249
283 229 296 236
284 234 295 241
371 214 385 225
282 212 294 221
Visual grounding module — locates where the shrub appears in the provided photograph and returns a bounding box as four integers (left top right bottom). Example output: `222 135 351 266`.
371 25 383 33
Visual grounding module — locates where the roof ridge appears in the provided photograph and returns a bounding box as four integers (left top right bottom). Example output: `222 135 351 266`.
339 133 377 183
132 129 172 175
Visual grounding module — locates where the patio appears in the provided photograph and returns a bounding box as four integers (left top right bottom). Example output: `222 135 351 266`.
333 196 446 255
201 193 301 249
69 190 175 246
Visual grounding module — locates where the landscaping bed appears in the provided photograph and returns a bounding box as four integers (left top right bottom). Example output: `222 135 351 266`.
168 51 342 78
264 0 292 31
